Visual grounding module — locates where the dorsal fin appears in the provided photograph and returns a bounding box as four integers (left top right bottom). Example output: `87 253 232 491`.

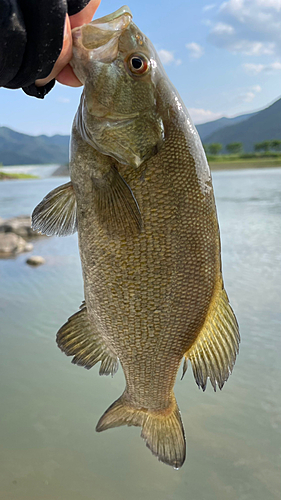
183 285 240 391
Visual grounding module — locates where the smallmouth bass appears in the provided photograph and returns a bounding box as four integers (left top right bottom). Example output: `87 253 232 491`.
32 5 239 469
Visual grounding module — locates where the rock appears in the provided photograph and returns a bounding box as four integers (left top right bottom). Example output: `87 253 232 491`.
0 233 32 257
24 242 34 252
0 215 44 238
26 255 45 266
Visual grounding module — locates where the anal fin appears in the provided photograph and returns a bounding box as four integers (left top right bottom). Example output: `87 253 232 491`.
56 304 118 376
32 182 77 236
183 286 240 391
96 392 186 469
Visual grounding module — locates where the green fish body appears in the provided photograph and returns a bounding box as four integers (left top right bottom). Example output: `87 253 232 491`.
32 6 239 469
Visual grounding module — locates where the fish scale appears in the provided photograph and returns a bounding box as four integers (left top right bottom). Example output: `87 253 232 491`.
32 6 239 469
75 127 218 410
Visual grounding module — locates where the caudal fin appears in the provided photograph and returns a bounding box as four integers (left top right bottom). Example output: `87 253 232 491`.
96 393 186 469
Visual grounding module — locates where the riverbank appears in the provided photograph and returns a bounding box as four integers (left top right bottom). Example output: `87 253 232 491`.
1 157 281 178
0 171 38 180
209 157 281 171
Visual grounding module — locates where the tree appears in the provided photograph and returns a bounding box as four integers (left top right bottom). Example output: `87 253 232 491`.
262 141 271 152
254 142 263 152
254 141 271 152
226 142 243 155
270 139 281 151
203 144 209 155
208 143 223 155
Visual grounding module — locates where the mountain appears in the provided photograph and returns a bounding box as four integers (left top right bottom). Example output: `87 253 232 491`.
0 127 69 165
198 98 281 152
196 112 257 141
1 97 280 164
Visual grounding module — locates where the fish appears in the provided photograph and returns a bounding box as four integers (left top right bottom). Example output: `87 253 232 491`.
32 5 240 469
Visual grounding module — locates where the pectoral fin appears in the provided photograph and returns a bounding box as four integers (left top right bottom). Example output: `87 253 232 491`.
183 286 240 391
56 303 118 376
32 182 77 236
93 166 142 236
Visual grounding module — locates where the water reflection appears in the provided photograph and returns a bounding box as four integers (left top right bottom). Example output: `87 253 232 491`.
0 168 280 500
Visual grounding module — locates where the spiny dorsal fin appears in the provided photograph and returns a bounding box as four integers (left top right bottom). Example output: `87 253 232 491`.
32 182 77 236
93 166 142 236
96 392 186 469
56 304 118 376
183 287 240 391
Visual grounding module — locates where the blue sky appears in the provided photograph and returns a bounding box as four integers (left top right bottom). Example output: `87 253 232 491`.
0 0 280 136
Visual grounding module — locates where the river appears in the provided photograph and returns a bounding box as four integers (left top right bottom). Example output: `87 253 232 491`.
0 167 280 500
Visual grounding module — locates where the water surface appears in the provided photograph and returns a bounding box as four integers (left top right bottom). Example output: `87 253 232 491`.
0 168 280 500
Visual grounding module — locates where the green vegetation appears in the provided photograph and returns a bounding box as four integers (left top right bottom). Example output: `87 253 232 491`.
0 171 38 180
254 140 281 152
204 140 281 170
205 143 223 155
205 140 281 156
204 139 281 168
225 142 243 155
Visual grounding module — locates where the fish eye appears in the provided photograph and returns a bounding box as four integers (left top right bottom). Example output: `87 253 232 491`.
127 54 149 75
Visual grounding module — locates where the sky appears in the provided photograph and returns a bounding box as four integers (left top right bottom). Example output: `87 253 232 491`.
0 0 280 136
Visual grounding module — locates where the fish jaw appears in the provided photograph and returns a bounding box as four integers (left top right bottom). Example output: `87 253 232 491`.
70 6 132 83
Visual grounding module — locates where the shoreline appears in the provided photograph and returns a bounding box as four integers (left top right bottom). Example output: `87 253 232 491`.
209 158 281 171
0 171 38 180
0 160 281 180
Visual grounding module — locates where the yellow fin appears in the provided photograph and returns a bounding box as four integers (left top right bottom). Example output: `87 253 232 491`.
184 287 240 391
32 182 77 236
56 304 118 376
96 393 186 469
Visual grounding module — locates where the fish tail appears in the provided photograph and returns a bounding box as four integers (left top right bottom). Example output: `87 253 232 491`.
96 392 186 469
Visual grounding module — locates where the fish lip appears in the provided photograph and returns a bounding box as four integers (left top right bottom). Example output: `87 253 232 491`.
71 6 132 63
90 5 133 26
72 5 132 44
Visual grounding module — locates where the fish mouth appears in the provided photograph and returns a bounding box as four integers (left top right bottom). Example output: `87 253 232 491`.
72 5 132 63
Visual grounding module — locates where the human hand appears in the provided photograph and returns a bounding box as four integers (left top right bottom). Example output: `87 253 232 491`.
36 0 101 88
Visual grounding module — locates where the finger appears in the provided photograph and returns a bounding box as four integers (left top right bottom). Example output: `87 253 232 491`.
56 64 82 87
36 15 72 87
70 0 101 29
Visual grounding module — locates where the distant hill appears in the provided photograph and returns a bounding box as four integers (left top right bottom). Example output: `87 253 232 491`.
196 112 257 141
1 97 280 164
0 127 69 165
198 98 281 152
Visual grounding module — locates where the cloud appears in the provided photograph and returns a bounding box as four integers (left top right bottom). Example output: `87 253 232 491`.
186 43 204 59
211 22 235 35
228 40 275 55
189 108 223 124
203 4 217 11
56 97 70 103
238 84 262 102
243 62 281 73
251 84 262 92
208 0 281 56
158 49 182 66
